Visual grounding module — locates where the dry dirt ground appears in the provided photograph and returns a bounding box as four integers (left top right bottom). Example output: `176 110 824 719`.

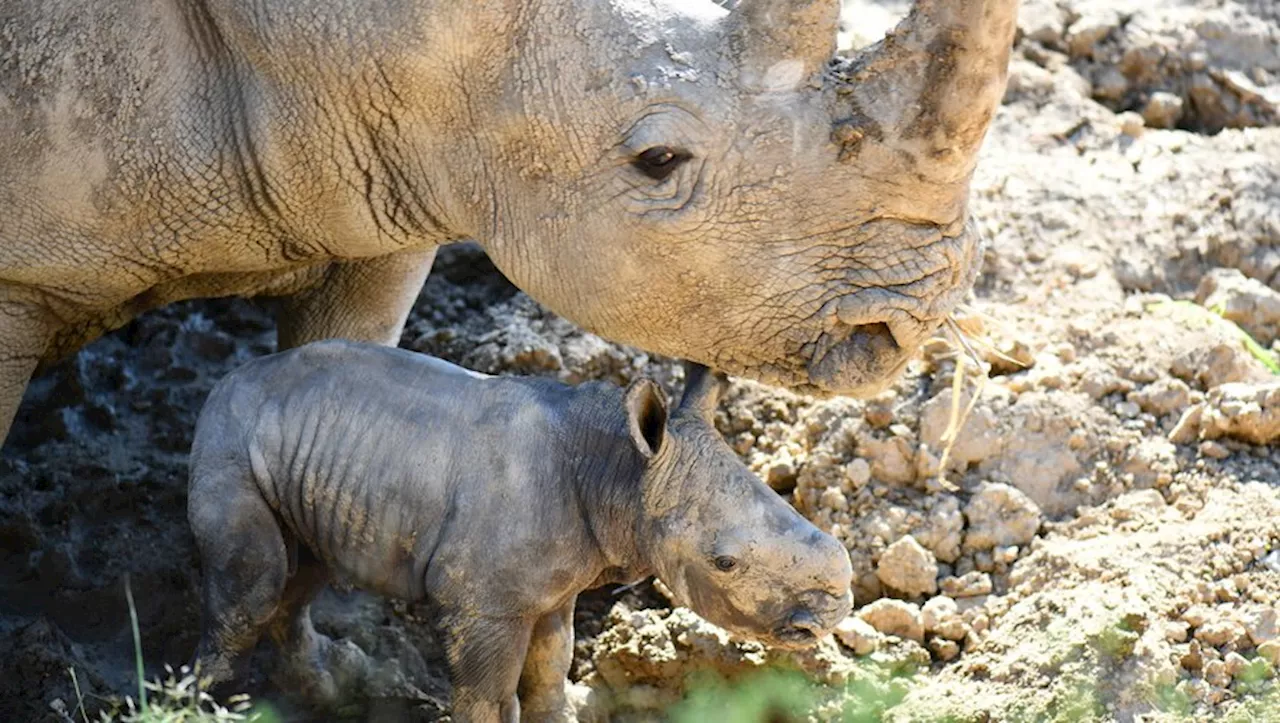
2 0 1278 721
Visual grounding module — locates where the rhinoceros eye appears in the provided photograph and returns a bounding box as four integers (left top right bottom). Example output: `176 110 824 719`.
713 555 738 572
632 146 690 181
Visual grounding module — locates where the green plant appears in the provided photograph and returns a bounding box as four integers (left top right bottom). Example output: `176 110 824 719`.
1149 300 1280 374
668 657 920 723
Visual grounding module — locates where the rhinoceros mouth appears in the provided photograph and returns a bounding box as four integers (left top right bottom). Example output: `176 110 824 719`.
770 625 819 648
802 322 916 398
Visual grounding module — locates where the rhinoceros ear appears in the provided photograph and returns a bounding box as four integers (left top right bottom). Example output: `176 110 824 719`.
678 362 727 419
729 0 840 90
625 378 669 459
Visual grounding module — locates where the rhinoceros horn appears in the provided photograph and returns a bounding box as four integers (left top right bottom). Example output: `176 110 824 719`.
827 0 1019 221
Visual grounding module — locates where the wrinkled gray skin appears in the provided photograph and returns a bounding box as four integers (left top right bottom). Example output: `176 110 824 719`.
188 341 853 722
0 0 1018 446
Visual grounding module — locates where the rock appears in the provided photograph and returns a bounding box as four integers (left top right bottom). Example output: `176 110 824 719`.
1114 400 1141 418
844 458 872 488
1093 66 1128 101
928 638 961 662
1199 440 1230 459
963 483 1043 551
939 572 993 598
1224 651 1250 679
1129 378 1191 417
1109 489 1167 522
1080 368 1135 400
820 486 849 513
919 389 1001 468
1172 342 1273 390
857 599 924 643
1170 403 1206 444
1117 111 1145 138
1243 608 1278 646
1066 9 1120 59
1196 268 1280 346
921 596 968 641
1119 440 1177 488
876 535 939 598
992 545 1019 565
833 616 881 656
1165 621 1191 643
1198 382 1280 446
1258 640 1280 666
860 436 916 485
1195 618 1248 648
1018 0 1066 47
765 456 798 492
912 497 964 564
1204 659 1231 688
1142 92 1185 129
1182 606 1212 628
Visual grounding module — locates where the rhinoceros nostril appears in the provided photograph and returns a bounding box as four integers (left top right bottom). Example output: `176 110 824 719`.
850 322 900 352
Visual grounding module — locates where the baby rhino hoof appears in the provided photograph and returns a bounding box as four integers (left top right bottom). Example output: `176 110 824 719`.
277 635 365 706
279 634 421 708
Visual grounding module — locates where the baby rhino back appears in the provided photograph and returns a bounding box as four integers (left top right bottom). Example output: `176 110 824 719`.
193 340 511 599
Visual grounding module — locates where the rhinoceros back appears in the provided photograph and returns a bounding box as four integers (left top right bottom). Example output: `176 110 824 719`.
212 341 573 599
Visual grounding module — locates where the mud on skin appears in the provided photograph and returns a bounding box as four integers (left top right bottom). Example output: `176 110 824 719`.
187 343 851 721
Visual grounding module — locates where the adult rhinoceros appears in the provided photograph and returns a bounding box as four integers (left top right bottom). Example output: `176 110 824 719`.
0 0 1016 444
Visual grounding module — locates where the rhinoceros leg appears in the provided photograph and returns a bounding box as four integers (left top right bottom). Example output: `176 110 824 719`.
440 612 532 723
0 296 56 447
518 599 576 723
189 467 289 689
275 246 436 350
265 552 347 704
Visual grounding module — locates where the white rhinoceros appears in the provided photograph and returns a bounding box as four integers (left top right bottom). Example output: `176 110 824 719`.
0 0 1017 444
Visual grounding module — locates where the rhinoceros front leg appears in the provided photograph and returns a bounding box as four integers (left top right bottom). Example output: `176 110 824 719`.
440 612 532 723
275 246 436 349
0 295 56 447
518 599 576 723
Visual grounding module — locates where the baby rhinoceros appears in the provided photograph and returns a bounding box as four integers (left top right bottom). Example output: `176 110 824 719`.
188 340 853 722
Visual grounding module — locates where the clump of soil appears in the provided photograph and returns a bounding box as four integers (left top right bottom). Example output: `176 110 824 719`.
4 0 1279 721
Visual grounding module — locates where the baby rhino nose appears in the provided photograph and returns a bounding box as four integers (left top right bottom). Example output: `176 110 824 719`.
800 588 853 622
812 532 854 595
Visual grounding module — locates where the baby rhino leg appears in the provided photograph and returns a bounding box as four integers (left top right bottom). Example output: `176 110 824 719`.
267 552 346 704
441 613 533 723
519 600 576 723
270 550 416 707
188 467 289 689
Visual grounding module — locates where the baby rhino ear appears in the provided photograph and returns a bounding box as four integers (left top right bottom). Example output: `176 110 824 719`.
625 378 669 459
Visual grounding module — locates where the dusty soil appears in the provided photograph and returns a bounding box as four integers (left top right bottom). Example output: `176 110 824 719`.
3 0 1278 721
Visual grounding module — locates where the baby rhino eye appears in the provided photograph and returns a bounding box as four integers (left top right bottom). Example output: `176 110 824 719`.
632 146 690 181
713 555 738 572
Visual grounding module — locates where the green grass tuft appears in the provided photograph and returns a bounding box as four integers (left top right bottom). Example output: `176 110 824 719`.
61 578 278 723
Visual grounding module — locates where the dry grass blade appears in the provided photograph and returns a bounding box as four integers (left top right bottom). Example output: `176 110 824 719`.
70 667 91 723
949 304 1031 371
933 318 991 491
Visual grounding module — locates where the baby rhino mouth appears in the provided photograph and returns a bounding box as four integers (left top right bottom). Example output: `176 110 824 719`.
770 609 828 649
768 589 854 649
